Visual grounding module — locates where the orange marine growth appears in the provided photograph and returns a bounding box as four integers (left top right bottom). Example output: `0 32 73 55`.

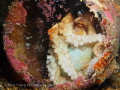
93 52 112 72
7 1 27 24
101 19 107 25
77 81 81 86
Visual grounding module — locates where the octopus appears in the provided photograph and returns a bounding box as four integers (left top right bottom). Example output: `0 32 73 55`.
3 0 120 89
47 12 105 84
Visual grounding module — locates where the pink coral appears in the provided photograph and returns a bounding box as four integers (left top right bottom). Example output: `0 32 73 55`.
37 0 67 23
37 1 56 22
103 7 114 24
4 36 30 82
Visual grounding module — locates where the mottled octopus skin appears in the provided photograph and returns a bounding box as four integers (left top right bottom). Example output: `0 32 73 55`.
68 47 92 71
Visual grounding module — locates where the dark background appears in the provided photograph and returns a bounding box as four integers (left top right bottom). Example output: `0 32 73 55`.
0 0 14 79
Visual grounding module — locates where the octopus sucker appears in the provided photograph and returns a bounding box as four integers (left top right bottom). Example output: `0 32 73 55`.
46 0 119 87
93 42 105 57
3 0 120 89
46 12 107 85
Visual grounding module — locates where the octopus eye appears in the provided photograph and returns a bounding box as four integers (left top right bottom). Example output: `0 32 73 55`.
77 21 84 27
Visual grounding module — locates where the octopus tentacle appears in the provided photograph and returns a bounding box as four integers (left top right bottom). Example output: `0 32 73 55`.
46 13 106 85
